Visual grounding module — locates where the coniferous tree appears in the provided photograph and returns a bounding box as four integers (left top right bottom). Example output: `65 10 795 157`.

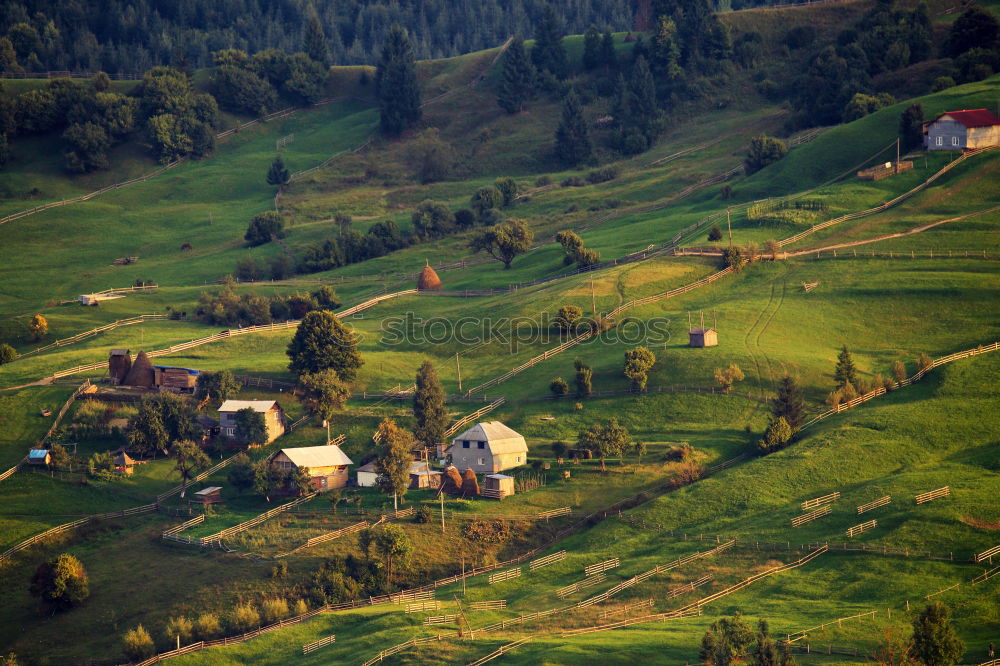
899 103 924 151
554 88 592 166
771 375 805 429
600 31 617 69
413 361 448 452
375 26 422 136
614 56 663 154
531 5 568 79
834 345 858 389
266 155 290 186
303 5 329 65
583 25 602 70
497 37 536 114
910 602 965 666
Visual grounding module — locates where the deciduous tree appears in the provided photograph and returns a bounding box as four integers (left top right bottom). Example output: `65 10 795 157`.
171 439 210 498
286 310 363 379
745 135 787 174
374 418 414 508
235 407 268 447
714 364 745 393
623 346 656 391
372 524 413 589
28 314 48 341
574 358 593 397
469 219 534 269
30 553 89 611
550 377 569 396
298 369 351 423
196 370 241 404
227 453 255 494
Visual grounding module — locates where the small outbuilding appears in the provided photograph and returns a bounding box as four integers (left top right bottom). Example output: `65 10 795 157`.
482 474 515 500
153 366 200 392
27 449 50 465
409 462 442 490
925 108 1000 150
191 486 223 505
109 349 132 384
218 400 287 444
446 421 528 474
113 451 136 475
269 444 354 491
356 460 379 488
688 327 718 348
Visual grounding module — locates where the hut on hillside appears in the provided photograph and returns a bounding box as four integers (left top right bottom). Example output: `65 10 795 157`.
268 444 354 491
482 473 514 500
121 350 155 387
27 449 50 465
409 462 442 490
109 349 132 384
688 327 718 348
152 366 200 393
191 486 222 505
417 264 442 291
113 451 136 475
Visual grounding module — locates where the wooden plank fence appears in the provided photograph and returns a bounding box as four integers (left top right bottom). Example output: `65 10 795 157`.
555 573 606 598
465 637 534 666
802 492 840 511
16 314 166 358
560 607 703 637
846 520 876 538
792 505 832 527
529 550 566 570
785 609 878 642
423 614 459 625
443 397 507 436
393 507 415 520
538 507 571 520
0 460 23 484
156 453 242 503
925 581 961 599
857 496 891 514
405 601 441 613
488 567 521 585
584 557 619 576
971 566 1000 586
302 634 336 655
599 598 655 620
470 600 506 611
161 514 205 539
387 589 435 604
198 493 316 545
664 574 714 599
39 380 92 446
303 520 371 549
974 545 1000 564
915 486 950 504
359 634 445 666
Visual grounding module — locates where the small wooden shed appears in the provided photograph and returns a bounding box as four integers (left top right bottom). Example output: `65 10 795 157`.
109 349 132 384
27 449 50 465
113 451 136 475
153 366 200 392
688 327 718 348
482 474 514 500
191 486 222 505
409 462 442 490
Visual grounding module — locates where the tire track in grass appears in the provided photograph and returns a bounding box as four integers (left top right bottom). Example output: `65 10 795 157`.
739 282 776 423
751 275 788 417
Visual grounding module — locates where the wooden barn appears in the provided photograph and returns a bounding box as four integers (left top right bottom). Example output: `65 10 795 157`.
446 421 528 474
217 400 286 444
120 350 155 387
152 365 200 393
268 444 354 492
409 462 442 490
356 460 379 488
688 327 718 347
482 473 515 500
191 486 222 505
27 449 50 465
925 109 1000 150
109 349 132 384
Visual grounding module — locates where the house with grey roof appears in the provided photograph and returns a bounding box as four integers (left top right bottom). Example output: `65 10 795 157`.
268 444 353 492
446 421 528 473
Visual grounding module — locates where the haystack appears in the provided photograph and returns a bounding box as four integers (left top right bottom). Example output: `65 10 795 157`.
121 350 155 387
441 465 464 494
461 468 480 496
417 264 442 291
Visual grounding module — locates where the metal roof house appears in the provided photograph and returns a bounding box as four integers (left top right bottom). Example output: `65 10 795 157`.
217 400 286 445
447 421 528 474
269 444 354 491
925 109 1000 151
27 449 50 465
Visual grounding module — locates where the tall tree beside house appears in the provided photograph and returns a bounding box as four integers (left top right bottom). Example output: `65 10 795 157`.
302 5 329 65
374 418 414 510
531 5 568 79
253 459 285 502
834 344 858 389
286 310 364 379
771 375 805 429
554 88 592 166
413 361 448 453
298 369 351 423
375 25 422 136
497 37 536 114
899 103 924 151
266 155 290 187
126 405 169 458
235 407 268 447
227 453 255 494
196 370 241 405
287 465 313 496
171 439 211 498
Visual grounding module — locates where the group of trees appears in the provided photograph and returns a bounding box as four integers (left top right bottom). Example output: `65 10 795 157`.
211 47 325 117
700 615 794 665
555 230 600 268
194 282 339 327
758 374 805 454
576 417 632 471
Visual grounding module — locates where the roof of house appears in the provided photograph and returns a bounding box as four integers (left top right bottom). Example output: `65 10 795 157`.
218 399 280 413
194 486 222 495
935 109 1000 128
689 327 717 334
154 365 201 375
450 421 527 455
410 462 441 476
113 452 135 466
274 445 353 468
357 461 378 474
28 449 49 460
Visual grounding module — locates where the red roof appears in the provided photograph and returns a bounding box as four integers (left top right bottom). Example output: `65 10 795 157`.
937 109 1000 128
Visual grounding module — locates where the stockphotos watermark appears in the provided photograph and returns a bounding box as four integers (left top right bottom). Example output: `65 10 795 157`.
374 312 672 353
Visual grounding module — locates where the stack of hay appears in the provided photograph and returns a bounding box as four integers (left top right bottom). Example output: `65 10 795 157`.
417 264 442 291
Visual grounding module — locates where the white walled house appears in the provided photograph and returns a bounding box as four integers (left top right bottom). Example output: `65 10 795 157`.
446 421 528 474
925 109 1000 151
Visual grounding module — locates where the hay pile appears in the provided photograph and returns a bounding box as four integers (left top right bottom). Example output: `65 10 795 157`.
461 468 480 496
417 264 442 291
441 465 464 494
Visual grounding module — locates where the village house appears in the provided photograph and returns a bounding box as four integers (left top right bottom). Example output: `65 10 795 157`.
355 460 442 490
217 399 286 444
268 445 354 492
925 109 1000 151
446 421 528 474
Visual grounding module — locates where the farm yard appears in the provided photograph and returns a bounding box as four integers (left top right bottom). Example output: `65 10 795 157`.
1 1 1000 663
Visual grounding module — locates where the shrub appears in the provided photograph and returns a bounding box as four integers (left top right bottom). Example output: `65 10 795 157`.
553 305 583 331
230 603 260 632
534 175 552 187
271 560 288 579
719 184 733 200
574 402 583 411
708 226 723 241
261 598 289 623
931 76 955 92
293 599 309 615
194 613 222 639
744 135 787 174
413 505 431 523
122 625 155 661
29 553 89 611
917 352 933 371
669 461 704 488
549 377 569 396
235 255 264 282
164 616 193 644
494 177 518 207
463 520 512 543
666 443 693 461
454 208 476 228
0 343 15 364
560 175 585 187
244 211 285 247
585 166 619 184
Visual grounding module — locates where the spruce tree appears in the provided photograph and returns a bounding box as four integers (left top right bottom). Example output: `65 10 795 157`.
899 103 924 151
600 31 617 69
413 361 448 452
531 5 568 79
554 88 592 166
911 602 965 666
582 25 601 70
266 155 290 186
375 25 422 136
628 56 663 146
497 37 536 114
303 5 329 65
771 375 805 429
834 344 858 389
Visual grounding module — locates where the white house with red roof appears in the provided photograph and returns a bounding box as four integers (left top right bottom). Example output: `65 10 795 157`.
925 109 1000 151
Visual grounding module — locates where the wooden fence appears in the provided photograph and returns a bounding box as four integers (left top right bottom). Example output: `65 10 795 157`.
0 460 23 483
302 634 336 655
470 600 507 611
973 545 1000 564
555 573 606 598
971 566 1000 586
664 574 714 599
584 557 620 576
198 493 316 545
598 598 654 620
156 453 241 503
405 601 441 613
465 637 534 666
799 342 1000 432
359 634 445 666
802 492 840 511
560 607 703 637
423 614 459 625
488 567 521 585
538 507 571 520
299 519 372 550
17 314 166 358
915 486 950 504
36 380 93 447
161 514 205 540
846 520 877 538
785 609 879 642
529 550 566 570
925 581 962 599
792 505 832 527
857 496 891 514
443 397 507 436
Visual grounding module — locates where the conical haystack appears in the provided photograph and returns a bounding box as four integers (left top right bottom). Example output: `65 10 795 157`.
121 350 154 387
441 465 464 494
417 264 442 291
461 468 480 496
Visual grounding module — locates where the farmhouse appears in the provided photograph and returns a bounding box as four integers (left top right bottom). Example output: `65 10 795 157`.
268 445 353 491
688 327 718 347
217 400 286 444
925 109 1000 150
447 421 527 474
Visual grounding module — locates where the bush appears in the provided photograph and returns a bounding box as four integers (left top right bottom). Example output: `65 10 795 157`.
534 175 552 187
454 208 476 228
29 553 89 611
463 520 512 543
271 560 288 579
585 166 619 184
261 598 289 623
669 461 704 488
744 134 787 174
413 505 431 523
244 211 285 247
164 616 193 644
235 255 264 282
666 443 693 461
550 377 570 396
784 25 816 49
293 599 309 615
708 226 723 242
122 625 155 661
194 613 222 639
561 175 585 187
719 184 733 200
931 76 955 92
0 343 15 364
230 603 260 632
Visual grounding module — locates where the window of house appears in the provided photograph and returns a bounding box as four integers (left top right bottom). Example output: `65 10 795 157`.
516 456 521 463
935 136 943 146
478 457 485 465
477 441 485 449
462 440 470 448
951 136 959 146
